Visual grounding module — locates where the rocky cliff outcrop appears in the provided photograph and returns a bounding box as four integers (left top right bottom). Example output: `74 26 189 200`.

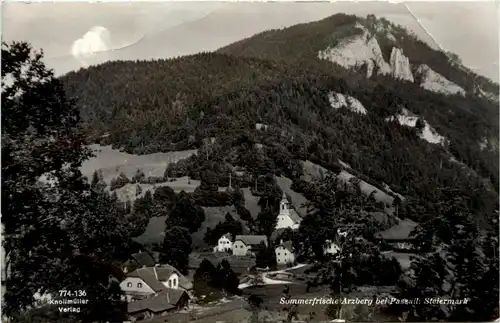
385 108 446 145
318 23 391 78
389 47 414 82
319 24 471 98
415 64 465 96
318 23 416 83
328 92 367 115
477 87 499 103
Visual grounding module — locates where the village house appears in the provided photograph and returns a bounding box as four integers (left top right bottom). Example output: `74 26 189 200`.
337 228 348 238
324 240 341 255
275 240 295 266
375 219 419 252
255 123 269 131
123 250 159 273
275 193 302 230
120 264 193 301
127 288 190 321
232 166 246 177
232 235 268 256
215 233 233 253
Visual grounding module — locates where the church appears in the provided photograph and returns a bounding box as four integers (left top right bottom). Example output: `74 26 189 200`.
275 192 302 230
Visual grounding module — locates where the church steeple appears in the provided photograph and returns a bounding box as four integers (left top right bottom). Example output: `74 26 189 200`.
276 191 301 230
280 192 289 213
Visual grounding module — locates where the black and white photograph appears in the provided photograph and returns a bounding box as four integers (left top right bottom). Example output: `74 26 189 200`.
1 1 499 322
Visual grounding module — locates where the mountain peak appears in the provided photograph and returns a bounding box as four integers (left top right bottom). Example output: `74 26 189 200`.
218 13 498 99
389 47 414 82
317 24 391 78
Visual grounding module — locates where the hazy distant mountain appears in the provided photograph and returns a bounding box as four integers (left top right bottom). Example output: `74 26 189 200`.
4 2 498 81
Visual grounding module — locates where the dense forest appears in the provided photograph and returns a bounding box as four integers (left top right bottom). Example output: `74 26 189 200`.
61 54 499 227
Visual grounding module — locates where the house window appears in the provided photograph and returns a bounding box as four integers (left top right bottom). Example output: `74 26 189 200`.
173 278 177 287
168 280 172 287
278 253 280 255
127 282 132 287
137 283 142 288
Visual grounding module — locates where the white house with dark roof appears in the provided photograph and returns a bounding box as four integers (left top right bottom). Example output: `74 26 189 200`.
324 240 341 256
276 193 302 230
275 240 296 265
120 264 193 301
374 219 419 252
255 123 269 131
216 233 233 252
232 235 268 256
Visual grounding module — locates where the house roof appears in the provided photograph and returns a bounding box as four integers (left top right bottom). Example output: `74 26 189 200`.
157 288 189 306
150 251 161 263
127 265 192 291
131 251 156 267
127 288 188 314
154 265 193 290
234 235 268 246
288 209 302 224
128 267 165 292
277 241 294 253
375 219 419 240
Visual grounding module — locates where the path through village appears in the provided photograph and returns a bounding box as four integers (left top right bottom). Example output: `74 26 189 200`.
145 264 308 323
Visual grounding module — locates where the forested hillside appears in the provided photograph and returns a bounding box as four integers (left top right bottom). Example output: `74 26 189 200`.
60 13 499 224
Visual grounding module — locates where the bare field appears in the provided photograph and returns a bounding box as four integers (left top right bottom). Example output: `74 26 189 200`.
111 177 201 202
80 144 197 184
192 205 248 248
241 188 261 219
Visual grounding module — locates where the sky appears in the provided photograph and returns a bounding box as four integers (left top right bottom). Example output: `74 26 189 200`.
2 1 499 82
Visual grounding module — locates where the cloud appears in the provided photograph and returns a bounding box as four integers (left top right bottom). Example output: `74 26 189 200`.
71 26 112 66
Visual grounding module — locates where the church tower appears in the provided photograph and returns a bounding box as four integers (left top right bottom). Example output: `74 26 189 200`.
276 192 301 230
279 192 290 216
